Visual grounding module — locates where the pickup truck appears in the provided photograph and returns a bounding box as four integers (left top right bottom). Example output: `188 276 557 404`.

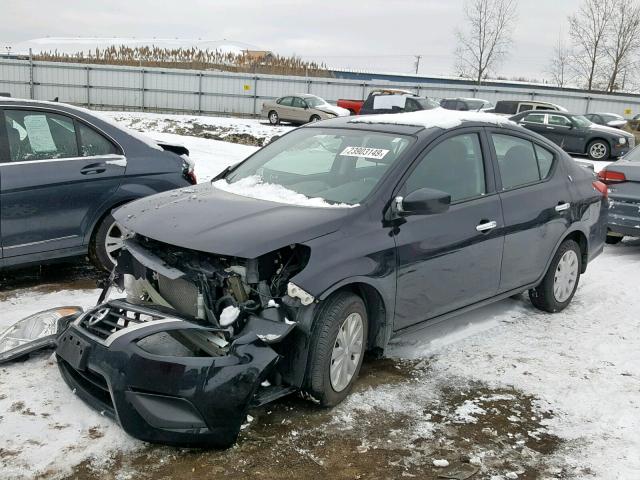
336 98 364 115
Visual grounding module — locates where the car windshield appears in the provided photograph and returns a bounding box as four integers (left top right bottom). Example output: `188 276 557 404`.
415 98 440 110
601 114 623 122
624 146 640 162
304 96 326 108
222 127 413 206
466 99 492 110
572 115 592 128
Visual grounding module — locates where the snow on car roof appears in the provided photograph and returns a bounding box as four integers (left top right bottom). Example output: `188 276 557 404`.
348 108 515 130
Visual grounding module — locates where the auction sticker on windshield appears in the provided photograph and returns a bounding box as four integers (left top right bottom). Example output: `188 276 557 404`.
340 147 389 160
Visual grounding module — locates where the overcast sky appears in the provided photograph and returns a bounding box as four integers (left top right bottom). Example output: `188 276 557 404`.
2 0 582 80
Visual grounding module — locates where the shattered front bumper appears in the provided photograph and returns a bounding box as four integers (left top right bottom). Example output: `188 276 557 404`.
55 300 279 448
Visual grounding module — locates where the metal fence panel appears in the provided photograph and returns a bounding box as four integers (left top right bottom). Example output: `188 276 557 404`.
3 58 640 118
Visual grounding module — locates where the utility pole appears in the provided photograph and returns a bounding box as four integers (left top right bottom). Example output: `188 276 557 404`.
414 55 422 75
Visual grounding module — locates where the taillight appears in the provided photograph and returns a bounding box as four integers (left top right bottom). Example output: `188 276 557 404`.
598 170 627 184
185 170 197 185
592 180 608 199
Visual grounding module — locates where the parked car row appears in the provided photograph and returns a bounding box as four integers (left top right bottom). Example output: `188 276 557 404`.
4 108 609 449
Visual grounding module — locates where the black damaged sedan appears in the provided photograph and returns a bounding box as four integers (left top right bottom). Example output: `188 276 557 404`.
43 110 607 448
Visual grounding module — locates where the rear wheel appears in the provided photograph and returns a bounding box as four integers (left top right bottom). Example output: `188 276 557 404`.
89 213 124 272
268 110 280 125
304 292 368 407
529 240 581 313
587 140 610 160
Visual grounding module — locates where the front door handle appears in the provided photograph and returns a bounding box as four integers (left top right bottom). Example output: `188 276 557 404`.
555 202 571 212
476 220 498 232
81 164 106 175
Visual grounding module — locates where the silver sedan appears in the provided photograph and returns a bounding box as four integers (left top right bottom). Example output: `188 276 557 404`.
262 94 349 125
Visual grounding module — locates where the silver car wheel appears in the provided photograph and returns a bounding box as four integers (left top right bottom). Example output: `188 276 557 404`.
104 222 124 265
553 250 579 303
330 312 364 392
269 111 279 125
589 142 607 159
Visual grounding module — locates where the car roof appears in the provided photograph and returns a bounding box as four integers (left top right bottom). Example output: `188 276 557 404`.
312 109 520 136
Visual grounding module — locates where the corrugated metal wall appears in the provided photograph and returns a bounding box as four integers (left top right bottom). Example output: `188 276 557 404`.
2 58 640 118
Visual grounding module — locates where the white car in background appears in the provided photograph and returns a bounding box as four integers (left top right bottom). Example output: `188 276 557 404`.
262 94 349 125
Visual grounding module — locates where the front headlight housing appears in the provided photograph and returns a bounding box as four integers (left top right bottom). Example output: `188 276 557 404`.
0 307 83 364
619 137 627 145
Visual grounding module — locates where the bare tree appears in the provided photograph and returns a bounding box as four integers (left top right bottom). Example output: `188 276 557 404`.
605 0 640 92
454 0 519 85
547 34 573 87
568 0 614 90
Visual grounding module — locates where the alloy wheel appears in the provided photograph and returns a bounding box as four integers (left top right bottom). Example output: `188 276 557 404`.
104 222 125 265
330 312 364 392
590 142 607 159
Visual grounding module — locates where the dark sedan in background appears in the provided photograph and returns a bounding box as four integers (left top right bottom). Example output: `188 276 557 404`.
598 147 640 243
0 98 196 271
510 111 635 160
584 113 627 129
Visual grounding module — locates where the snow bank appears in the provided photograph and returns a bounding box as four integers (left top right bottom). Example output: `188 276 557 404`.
212 175 357 208
350 108 515 130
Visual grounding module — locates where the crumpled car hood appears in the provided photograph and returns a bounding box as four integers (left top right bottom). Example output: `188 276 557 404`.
316 104 350 117
113 182 353 258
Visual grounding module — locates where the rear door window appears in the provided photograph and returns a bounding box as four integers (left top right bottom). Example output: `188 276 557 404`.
278 97 293 106
522 113 546 124
3 110 78 162
78 123 119 157
492 134 555 190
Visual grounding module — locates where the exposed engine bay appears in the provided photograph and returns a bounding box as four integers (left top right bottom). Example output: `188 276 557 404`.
117 234 312 336
49 236 321 448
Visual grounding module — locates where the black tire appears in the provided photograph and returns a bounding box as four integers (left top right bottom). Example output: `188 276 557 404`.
605 234 624 245
304 292 368 407
529 240 582 313
309 114 321 123
587 139 610 160
89 213 123 272
268 110 280 125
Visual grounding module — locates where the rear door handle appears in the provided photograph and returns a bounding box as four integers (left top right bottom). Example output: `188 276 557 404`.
555 202 571 212
476 220 498 232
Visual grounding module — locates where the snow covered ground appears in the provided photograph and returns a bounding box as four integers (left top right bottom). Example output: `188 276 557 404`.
0 113 637 479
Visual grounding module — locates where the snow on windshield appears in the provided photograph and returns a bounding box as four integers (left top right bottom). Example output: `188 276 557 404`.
350 108 514 129
212 175 358 209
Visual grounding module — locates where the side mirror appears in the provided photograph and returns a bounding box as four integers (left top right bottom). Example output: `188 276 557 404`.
394 188 451 216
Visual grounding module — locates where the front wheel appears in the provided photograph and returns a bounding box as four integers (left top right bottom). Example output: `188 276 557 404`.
304 292 368 407
529 240 582 313
587 140 610 160
89 213 125 272
309 114 321 123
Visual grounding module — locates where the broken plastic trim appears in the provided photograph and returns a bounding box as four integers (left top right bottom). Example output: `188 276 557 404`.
0 307 83 364
287 282 316 306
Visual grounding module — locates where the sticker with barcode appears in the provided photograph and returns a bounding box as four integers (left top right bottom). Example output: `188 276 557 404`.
340 147 389 160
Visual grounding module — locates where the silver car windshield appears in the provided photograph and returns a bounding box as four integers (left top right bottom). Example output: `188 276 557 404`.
304 96 326 108
224 128 414 205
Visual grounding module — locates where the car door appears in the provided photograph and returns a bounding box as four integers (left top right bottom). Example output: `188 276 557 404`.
276 97 295 121
516 112 548 136
0 107 126 258
392 128 504 330
488 130 572 292
547 114 582 152
291 97 309 123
